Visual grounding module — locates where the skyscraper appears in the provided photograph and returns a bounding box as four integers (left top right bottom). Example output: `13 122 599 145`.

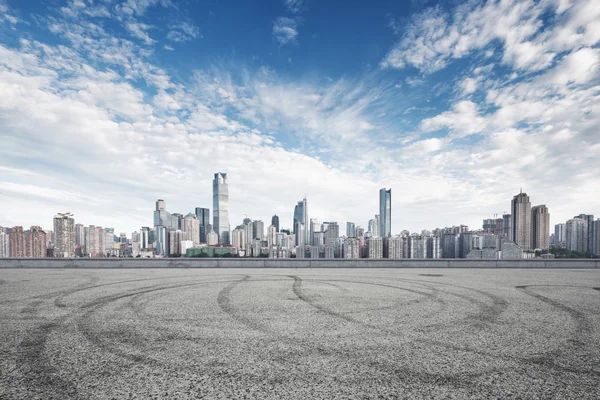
184 213 200 245
54 213 75 257
0 230 9 257
592 219 600 256
252 220 265 241
554 223 566 247
195 207 210 244
293 197 308 246
503 213 512 240
511 191 531 250
213 172 230 245
566 217 588 253
9 226 25 258
531 205 550 250
379 188 392 237
302 197 309 246
271 215 280 232
346 222 356 237
156 199 166 211
575 214 594 255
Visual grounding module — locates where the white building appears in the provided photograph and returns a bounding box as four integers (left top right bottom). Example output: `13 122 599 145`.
343 237 360 259
184 214 200 245
367 236 383 259
267 225 277 247
180 240 194 256
231 228 245 251
384 235 403 259
409 235 427 259
207 230 219 246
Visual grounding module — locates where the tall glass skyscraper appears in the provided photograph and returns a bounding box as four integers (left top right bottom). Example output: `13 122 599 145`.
379 188 391 237
195 207 210 243
213 172 230 245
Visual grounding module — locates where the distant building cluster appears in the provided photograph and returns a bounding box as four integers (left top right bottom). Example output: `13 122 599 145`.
1 176 599 260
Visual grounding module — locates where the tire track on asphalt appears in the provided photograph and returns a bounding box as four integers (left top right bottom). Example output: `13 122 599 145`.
291 276 600 378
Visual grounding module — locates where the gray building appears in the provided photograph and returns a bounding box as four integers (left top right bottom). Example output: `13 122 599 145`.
379 188 392 237
213 172 230 244
575 214 594 255
531 205 550 250
442 234 457 258
458 232 473 258
195 207 210 244
511 191 531 250
503 213 512 241
252 220 265 241
271 214 279 232
346 222 356 237
53 212 75 258
554 223 566 247
566 217 588 253
593 219 600 256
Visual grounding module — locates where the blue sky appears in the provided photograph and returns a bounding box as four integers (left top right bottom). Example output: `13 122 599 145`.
0 0 599 235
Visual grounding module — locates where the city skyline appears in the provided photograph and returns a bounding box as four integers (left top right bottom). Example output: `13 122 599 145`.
1 0 599 237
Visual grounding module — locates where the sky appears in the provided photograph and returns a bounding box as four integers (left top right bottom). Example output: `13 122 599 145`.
0 0 599 235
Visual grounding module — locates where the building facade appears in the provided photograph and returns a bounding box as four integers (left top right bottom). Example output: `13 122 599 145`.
195 207 210 244
531 205 550 250
511 192 531 250
54 213 75 257
213 172 230 244
379 188 391 237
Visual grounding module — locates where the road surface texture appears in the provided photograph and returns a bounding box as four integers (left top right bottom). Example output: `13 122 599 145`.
0 268 599 399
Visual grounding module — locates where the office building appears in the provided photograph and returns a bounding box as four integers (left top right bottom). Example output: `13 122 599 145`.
195 208 210 244
271 215 280 232
346 222 356 237
324 222 339 245
554 223 566 247
503 213 512 241
140 227 150 250
253 220 265 241
54 213 75 257
267 225 277 247
379 188 391 237
155 226 169 257
511 191 531 250
531 205 550 250
309 218 320 245
213 172 230 244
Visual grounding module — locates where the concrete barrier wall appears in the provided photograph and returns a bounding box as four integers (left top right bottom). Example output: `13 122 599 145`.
0 258 599 268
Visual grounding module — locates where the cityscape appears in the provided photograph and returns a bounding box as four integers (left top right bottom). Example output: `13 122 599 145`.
1 173 598 260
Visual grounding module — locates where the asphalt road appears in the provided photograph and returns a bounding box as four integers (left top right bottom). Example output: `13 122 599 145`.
0 268 599 399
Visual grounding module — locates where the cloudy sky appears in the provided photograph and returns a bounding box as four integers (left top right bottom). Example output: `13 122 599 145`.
0 0 598 235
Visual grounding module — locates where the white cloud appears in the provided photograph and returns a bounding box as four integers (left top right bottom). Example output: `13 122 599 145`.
283 0 304 13
273 17 299 45
125 21 155 45
380 0 600 74
166 22 200 43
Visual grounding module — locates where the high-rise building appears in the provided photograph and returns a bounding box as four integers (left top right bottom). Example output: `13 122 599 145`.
324 222 339 245
213 172 230 244
309 218 320 245
554 223 566 247
379 188 392 237
511 191 531 250
367 236 383 259
54 213 75 257
184 213 200 245
442 234 457 258
195 208 210 244
267 225 277 247
140 227 150 250
302 197 309 245
0 230 9 257
252 220 265 241
271 215 280 233
231 228 245 252
75 223 85 253
105 228 115 257
427 236 441 259
155 226 169 257
531 205 550 250
575 214 595 255
592 219 600 256
566 217 588 253
458 232 473 258
409 235 427 259
169 230 184 256
207 229 219 246
343 237 360 259
9 226 25 257
383 236 403 259
156 199 166 211
503 214 512 240
346 222 356 237
25 226 47 258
